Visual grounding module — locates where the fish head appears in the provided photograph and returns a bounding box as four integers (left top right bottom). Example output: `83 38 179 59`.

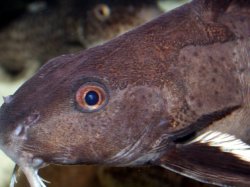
0 40 177 170
0 0 249 186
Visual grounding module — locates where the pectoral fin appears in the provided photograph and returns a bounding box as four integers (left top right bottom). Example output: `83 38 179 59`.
159 131 250 187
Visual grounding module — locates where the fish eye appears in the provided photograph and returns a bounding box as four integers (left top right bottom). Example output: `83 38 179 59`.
75 83 108 112
94 4 111 21
85 91 99 106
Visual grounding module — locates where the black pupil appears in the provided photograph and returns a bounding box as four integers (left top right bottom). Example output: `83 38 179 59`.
85 91 99 106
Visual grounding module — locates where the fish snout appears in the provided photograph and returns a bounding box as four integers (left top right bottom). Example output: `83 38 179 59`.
0 105 47 187
0 103 41 162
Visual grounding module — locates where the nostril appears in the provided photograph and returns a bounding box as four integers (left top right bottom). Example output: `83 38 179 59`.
11 113 40 140
24 113 40 126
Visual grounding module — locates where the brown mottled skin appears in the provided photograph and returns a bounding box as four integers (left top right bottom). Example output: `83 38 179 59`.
0 0 250 187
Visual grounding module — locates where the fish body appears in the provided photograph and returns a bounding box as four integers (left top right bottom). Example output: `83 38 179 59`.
0 0 161 78
0 0 250 186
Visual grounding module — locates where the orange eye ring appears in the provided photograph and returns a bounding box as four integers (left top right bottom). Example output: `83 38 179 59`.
76 83 108 112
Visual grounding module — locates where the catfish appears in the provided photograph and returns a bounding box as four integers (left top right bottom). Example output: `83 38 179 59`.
0 0 161 78
0 0 250 186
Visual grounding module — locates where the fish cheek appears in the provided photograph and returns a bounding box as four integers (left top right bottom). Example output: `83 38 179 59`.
108 87 167 145
26 86 166 164
70 86 167 162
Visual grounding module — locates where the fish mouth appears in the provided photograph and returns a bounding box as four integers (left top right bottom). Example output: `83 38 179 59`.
0 111 46 187
0 112 41 160
1 140 48 187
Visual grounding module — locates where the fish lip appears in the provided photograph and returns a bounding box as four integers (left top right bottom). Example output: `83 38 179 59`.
0 141 21 167
0 126 26 166
0 112 41 169
0 139 45 170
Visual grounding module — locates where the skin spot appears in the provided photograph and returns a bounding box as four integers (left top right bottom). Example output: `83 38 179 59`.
193 52 198 57
239 68 244 73
189 95 195 101
189 110 197 116
197 100 203 108
181 55 186 61
214 90 219 95
220 57 225 61
239 35 244 40
211 77 216 83
208 56 213 62
240 17 245 23
232 23 236 29
176 112 182 120
213 68 218 73
199 66 205 73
